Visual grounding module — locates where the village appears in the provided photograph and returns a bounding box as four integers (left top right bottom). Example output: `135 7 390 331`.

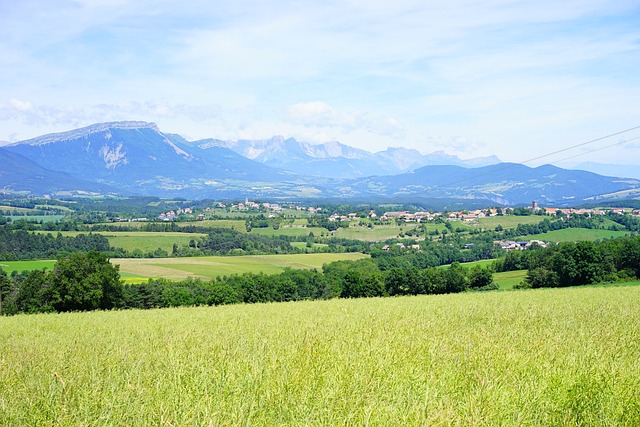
150 199 639 224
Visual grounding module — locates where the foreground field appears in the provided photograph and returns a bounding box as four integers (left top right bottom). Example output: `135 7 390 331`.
2 286 639 425
112 253 369 281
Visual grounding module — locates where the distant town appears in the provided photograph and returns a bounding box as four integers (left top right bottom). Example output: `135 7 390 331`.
151 199 639 223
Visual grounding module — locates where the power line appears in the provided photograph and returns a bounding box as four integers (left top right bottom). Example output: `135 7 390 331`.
519 124 640 165
436 125 640 188
551 135 640 165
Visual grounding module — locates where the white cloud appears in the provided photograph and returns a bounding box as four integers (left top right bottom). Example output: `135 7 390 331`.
0 0 639 164
280 102 405 141
283 102 340 127
8 98 32 112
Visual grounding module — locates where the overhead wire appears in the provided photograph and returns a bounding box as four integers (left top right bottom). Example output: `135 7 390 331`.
434 125 640 188
550 135 640 165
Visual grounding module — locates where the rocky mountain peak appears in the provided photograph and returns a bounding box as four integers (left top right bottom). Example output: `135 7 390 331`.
11 121 158 146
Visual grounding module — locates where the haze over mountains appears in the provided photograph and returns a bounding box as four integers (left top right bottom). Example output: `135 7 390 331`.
193 136 501 178
1 121 638 206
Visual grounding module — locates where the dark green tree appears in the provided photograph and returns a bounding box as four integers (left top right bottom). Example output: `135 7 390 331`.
443 262 468 293
51 251 124 312
385 267 422 296
524 267 559 288
468 265 495 290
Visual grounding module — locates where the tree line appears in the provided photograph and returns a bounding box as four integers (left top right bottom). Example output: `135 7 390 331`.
0 254 497 315
494 235 640 288
0 225 372 260
0 252 122 315
0 229 115 261
4 235 639 316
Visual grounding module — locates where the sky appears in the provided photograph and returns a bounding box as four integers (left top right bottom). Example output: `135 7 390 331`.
1 0 640 166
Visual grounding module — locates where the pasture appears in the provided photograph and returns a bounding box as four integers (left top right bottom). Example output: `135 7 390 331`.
3 215 66 223
249 226 328 237
178 219 246 231
112 253 369 281
33 231 208 253
332 224 404 241
493 269 528 289
0 260 57 273
476 215 544 229
104 232 207 253
2 285 639 425
518 227 632 242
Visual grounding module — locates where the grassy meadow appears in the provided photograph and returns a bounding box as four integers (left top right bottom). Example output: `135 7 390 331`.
0 254 368 284
112 253 369 281
3 215 66 223
476 215 545 229
518 227 631 242
332 224 406 241
493 269 528 290
34 231 208 253
0 260 57 273
249 226 328 237
2 285 639 425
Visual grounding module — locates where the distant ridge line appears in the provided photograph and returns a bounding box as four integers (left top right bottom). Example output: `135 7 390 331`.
10 121 158 146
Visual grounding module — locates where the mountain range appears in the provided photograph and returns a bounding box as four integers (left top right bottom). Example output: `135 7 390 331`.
1 121 638 206
193 136 501 178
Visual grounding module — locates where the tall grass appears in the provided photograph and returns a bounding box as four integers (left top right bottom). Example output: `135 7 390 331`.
2 286 639 425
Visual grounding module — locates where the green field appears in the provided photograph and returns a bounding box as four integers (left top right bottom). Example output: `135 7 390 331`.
106 232 207 253
0 205 34 213
113 253 369 281
333 224 404 241
179 219 246 231
2 286 639 425
476 215 545 229
0 260 57 273
290 241 329 250
249 226 328 237
519 228 632 242
437 259 496 270
330 222 460 241
34 231 207 253
436 260 526 290
4 215 66 223
493 269 528 290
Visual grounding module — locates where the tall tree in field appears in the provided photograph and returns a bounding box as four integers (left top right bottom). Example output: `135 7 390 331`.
51 251 124 312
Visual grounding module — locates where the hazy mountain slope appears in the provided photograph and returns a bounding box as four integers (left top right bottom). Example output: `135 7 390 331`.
194 136 387 178
196 136 502 178
569 162 640 180
5 122 297 197
3 122 637 203
0 147 116 195
330 163 639 205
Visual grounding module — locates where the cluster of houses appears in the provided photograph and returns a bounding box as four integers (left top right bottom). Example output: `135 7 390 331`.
495 239 548 251
360 202 638 224
215 199 322 214
157 207 193 221
149 199 638 223
154 199 324 221
381 243 422 251
328 212 362 222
